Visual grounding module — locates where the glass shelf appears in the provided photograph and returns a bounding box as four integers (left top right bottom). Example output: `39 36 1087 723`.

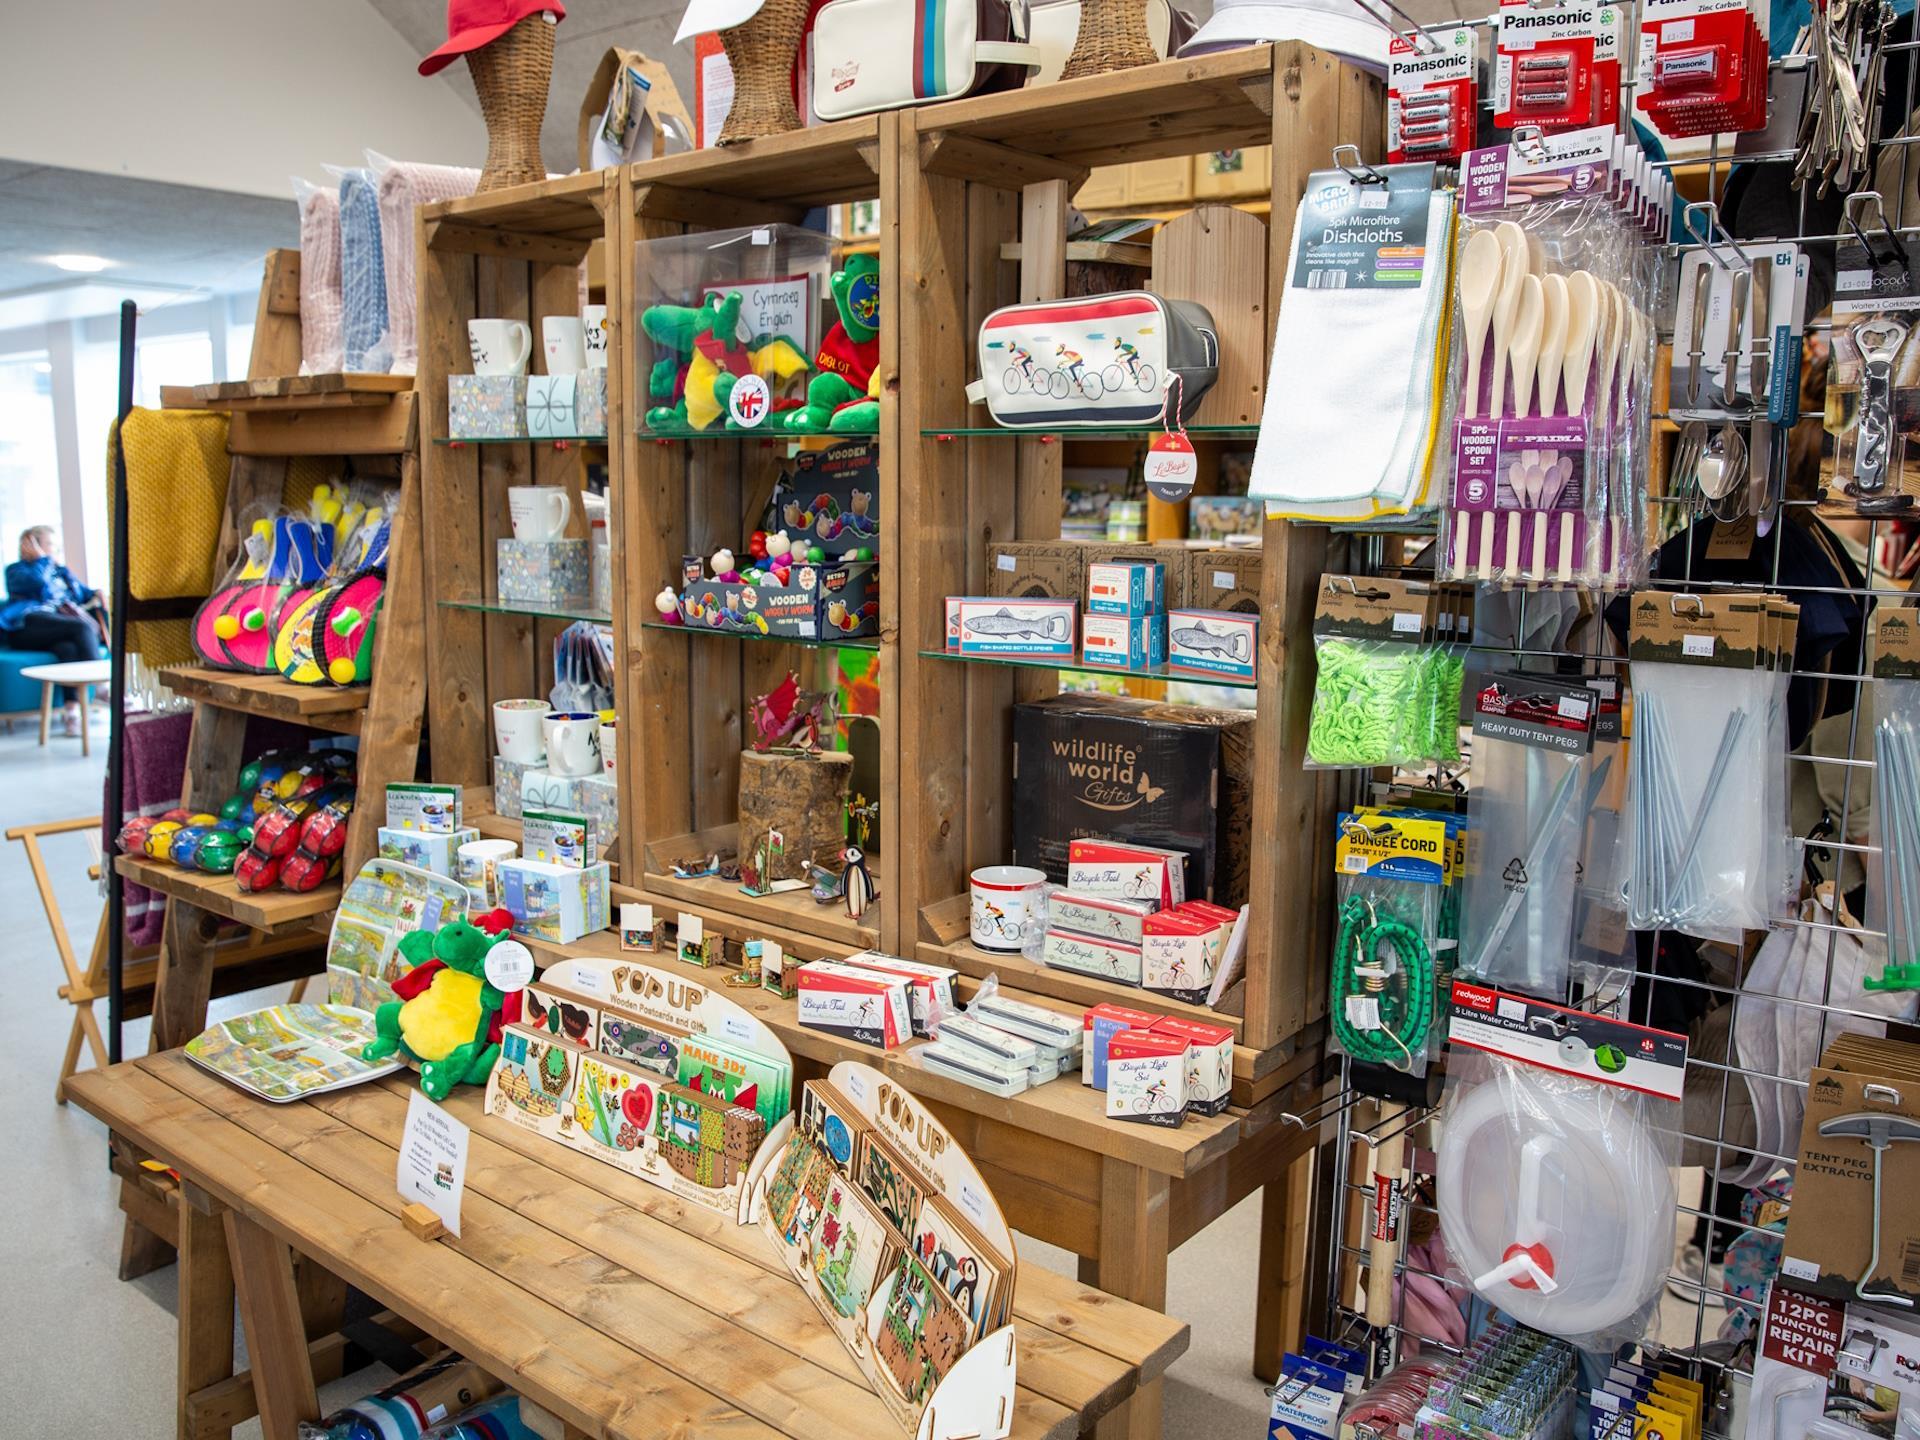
638 426 877 442
918 648 1253 687
434 434 608 446
439 596 611 624
644 620 878 652
921 424 1260 441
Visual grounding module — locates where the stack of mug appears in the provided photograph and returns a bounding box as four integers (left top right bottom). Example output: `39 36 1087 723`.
492 698 619 840
529 305 610 438
499 483 588 609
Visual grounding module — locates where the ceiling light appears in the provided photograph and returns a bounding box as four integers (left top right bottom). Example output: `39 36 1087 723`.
46 254 113 273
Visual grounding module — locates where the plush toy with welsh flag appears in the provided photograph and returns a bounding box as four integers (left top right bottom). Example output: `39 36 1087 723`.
784 252 879 433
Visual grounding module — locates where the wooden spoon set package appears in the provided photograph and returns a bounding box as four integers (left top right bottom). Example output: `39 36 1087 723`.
1441 127 1664 591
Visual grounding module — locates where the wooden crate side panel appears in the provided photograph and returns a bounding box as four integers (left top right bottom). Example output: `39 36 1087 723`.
476 254 539 707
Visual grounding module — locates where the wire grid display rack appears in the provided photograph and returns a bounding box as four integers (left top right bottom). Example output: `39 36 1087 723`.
1303 16 1920 1421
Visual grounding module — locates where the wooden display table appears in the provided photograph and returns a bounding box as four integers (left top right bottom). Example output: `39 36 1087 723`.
69 1052 1187 1440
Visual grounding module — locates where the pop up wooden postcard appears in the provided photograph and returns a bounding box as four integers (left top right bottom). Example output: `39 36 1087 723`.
484 956 793 1221
752 1061 1019 1439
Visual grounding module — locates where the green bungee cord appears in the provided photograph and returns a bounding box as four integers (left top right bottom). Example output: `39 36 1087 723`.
1330 895 1437 1070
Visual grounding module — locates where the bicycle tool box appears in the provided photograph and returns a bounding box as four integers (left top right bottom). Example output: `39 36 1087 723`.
966 292 1219 429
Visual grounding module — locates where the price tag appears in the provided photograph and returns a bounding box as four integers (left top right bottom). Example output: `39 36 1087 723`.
1144 430 1198 502
396 1090 469 1238
1682 633 1716 658
484 939 536 993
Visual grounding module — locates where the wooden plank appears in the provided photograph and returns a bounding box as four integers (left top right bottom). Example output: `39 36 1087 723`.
69 1063 787 1440
1253 1148 1315 1385
158 666 367 731
920 133 1091 190
476 254 539 708
187 1312 433 1440
417 227 492 787
177 1197 236 1440
628 119 882 208
640 863 881 952
250 250 304 381
1089 1160 1171 1440
344 449 429 878
1150 206 1268 426
426 172 610 236
226 394 417 457
1000 240 1154 268
114 856 341 937
683 444 743 838
1011 179 1067 727
426 219 593 266
224 1210 323 1437
631 185 809 228
875 107 907 954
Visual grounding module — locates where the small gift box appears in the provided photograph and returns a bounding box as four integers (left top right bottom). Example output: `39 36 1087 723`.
494 755 534 820
578 773 620 850
574 369 609 438
526 374 580 439
449 375 527 439
498 538 589 607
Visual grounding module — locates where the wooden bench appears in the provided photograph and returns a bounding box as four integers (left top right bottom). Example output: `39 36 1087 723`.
68 1053 1188 1440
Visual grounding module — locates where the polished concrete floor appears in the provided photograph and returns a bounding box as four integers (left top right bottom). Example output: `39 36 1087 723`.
0 717 1276 1438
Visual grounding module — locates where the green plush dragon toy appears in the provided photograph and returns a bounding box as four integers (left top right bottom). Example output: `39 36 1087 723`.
362 910 518 1100
640 289 810 432
784 252 880 433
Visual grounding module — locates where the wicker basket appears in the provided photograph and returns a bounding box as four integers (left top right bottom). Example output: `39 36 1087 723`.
468 14 555 192
1060 0 1159 79
717 0 808 144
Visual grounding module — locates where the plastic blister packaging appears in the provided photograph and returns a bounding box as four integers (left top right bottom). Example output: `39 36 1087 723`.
1871 640 1920 983
1435 1050 1679 1352
1330 810 1452 1076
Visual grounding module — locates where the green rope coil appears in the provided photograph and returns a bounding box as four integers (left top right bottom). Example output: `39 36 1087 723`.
1330 894 1438 1070
1307 638 1465 768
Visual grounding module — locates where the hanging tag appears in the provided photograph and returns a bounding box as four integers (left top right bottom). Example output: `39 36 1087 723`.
1145 372 1198 503
484 939 536 993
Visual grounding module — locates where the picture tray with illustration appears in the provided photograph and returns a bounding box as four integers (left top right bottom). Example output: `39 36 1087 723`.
752 1061 1020 1439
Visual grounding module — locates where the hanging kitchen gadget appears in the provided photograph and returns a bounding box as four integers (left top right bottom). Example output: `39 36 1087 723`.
1442 126 1662 589
1825 194 1920 515
1458 670 1602 998
1439 983 1686 1350
1623 590 1797 941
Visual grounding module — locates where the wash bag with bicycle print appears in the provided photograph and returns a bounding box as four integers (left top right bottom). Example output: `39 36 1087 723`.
965 292 1219 428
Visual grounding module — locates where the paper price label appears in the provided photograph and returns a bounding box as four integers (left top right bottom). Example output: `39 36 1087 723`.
1682 633 1716 657
1392 610 1422 633
1145 431 1198 502
484 940 535 993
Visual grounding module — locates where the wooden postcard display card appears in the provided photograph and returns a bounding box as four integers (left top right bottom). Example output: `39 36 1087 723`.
485 956 794 1221
752 1061 1019 1439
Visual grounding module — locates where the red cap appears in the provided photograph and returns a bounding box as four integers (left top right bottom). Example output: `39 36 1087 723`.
419 0 565 76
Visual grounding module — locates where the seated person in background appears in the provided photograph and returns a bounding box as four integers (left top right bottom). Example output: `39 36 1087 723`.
3 526 105 735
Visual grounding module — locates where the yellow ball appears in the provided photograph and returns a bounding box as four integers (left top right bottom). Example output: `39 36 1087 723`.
328 657 358 685
214 615 240 641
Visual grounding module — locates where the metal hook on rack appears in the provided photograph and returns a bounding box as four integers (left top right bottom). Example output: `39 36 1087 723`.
1345 0 1443 53
1283 1086 1360 1129
1845 190 1911 270
1669 592 1708 617
1510 125 1551 166
1334 144 1389 188
1358 1104 1431 1149
1682 201 1752 271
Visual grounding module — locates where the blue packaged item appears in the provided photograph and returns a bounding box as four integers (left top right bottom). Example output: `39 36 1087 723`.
1087 560 1164 616
337 168 389 372
1167 608 1258 682
1082 612 1166 670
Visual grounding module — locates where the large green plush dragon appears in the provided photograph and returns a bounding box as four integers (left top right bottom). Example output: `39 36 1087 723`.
362 911 516 1100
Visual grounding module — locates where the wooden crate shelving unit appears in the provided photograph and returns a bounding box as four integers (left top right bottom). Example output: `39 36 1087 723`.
415 172 622 867
894 43 1380 1068
617 119 899 955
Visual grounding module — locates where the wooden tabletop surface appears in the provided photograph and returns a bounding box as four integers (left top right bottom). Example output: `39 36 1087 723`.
68 1053 1188 1440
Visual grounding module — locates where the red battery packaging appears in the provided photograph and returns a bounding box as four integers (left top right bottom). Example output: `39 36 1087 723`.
1388 26 1479 163
1635 0 1767 137
1494 0 1626 134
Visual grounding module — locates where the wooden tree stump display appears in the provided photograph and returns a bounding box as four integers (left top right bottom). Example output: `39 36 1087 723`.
737 749 851 878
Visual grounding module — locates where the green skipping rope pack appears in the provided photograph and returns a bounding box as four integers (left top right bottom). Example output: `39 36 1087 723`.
1306 574 1470 770
1331 807 1457 1075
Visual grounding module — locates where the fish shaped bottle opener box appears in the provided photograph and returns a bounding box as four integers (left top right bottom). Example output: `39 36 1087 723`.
951 596 1079 657
1166 609 1258 682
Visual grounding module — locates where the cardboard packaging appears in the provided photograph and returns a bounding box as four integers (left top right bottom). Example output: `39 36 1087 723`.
377 825 480 878
1043 928 1144 986
1014 693 1251 902
1141 906 1229 1004
772 440 881 558
498 537 590 608
680 559 878 640
449 374 526 439
986 540 1086 602
1086 560 1165 616
968 992 1083 1053
495 858 611 943
1068 837 1188 909
493 755 536 820
1166 608 1259 683
1186 547 1263 615
938 1012 1044 1074
1081 543 1189 608
843 951 957 1036
1151 1016 1234 1114
577 773 619 850
521 769 583 813
1782 1035 1920 1307
796 960 912 1049
522 808 596 869
574 367 610 437
522 979 604 1050
953 596 1078 658
384 782 462 833
618 901 659 952
526 374 585 438
1082 613 1166 670
1049 890 1152 947
1083 1002 1164 1089
1106 1030 1189 1127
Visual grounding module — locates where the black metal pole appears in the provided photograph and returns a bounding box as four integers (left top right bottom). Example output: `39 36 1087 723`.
106 300 136 1066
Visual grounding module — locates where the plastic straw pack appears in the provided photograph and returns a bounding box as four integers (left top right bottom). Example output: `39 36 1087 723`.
1307 576 1470 771
1459 671 1603 997
1623 591 1796 941
1441 126 1665 590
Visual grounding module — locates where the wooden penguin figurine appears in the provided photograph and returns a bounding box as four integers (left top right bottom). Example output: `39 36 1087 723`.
841 845 875 921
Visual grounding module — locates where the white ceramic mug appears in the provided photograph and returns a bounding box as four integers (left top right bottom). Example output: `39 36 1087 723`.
494 697 551 763
457 838 518 910
542 315 588 376
599 718 618 774
508 486 572 542
469 319 533 376
582 304 609 370
970 865 1047 953
544 711 602 777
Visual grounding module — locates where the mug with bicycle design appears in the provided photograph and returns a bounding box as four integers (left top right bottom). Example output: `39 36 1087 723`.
969 865 1047 954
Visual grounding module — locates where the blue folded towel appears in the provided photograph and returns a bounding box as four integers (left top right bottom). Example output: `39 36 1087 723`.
338 168 389 373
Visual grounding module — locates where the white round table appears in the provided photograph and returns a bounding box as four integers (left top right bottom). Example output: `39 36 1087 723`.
21 660 111 756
